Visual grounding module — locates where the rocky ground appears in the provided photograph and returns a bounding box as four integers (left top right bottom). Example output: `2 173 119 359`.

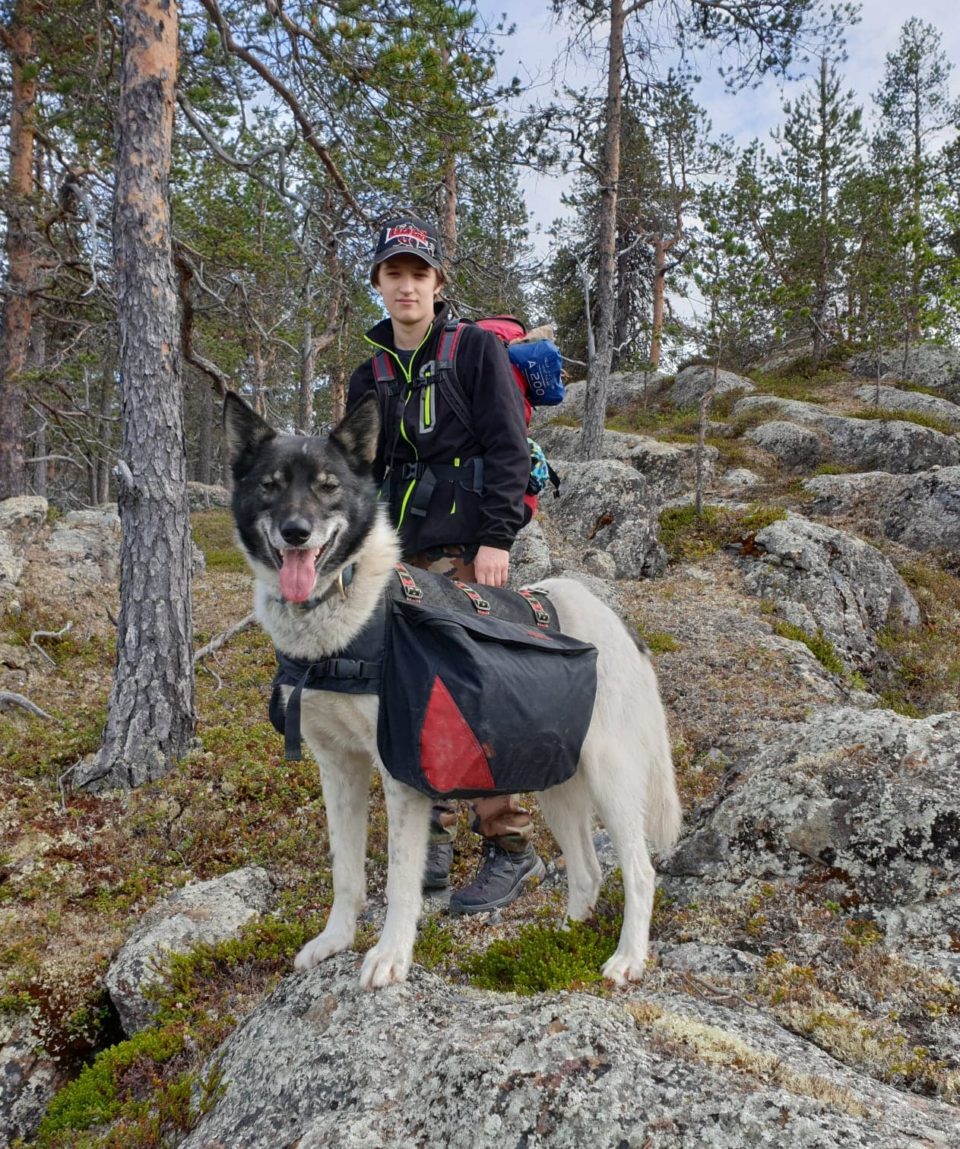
3 344 960 1147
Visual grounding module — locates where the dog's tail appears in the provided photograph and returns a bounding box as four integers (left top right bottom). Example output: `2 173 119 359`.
636 660 682 853
646 735 683 853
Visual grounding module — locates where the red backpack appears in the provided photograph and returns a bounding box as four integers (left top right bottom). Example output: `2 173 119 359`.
433 317 561 515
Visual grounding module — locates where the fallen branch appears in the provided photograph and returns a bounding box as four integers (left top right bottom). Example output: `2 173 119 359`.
0 691 53 719
30 621 74 666
195 613 257 661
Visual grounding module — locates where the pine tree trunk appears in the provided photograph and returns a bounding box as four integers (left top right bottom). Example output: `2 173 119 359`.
27 318 46 496
85 0 195 790
97 360 114 503
580 0 624 461
299 319 315 432
0 0 38 498
197 377 213 485
650 235 666 369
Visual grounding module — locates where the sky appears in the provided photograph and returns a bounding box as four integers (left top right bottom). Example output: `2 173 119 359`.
475 1 960 250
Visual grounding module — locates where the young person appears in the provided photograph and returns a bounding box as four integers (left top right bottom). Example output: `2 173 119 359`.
346 216 545 914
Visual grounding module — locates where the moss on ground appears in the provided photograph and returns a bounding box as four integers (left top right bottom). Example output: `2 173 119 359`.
851 406 956 435
657 502 787 563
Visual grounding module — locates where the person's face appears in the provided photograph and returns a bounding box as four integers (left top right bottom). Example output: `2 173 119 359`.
374 254 442 334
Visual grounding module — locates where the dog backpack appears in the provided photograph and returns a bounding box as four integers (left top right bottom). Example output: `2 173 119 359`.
268 564 599 800
432 317 562 516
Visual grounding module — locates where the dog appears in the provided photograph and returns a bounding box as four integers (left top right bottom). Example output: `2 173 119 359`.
224 391 682 990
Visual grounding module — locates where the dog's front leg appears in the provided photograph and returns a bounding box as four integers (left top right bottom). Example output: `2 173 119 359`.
359 768 431 989
294 749 372 972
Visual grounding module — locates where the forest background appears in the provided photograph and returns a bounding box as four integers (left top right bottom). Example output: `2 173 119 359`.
2 0 960 781
4 0 960 500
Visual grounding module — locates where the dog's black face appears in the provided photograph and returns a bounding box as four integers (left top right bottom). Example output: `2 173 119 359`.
223 393 381 602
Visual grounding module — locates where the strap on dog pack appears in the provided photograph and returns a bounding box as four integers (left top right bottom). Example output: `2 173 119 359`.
273 649 381 761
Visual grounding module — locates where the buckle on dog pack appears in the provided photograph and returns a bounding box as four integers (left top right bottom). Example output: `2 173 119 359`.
394 562 423 601
453 580 491 615
518 588 552 629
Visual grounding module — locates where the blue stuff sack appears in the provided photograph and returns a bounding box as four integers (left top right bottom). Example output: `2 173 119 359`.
508 340 565 406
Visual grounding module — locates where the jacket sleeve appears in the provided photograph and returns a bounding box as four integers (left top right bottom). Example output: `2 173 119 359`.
460 325 529 550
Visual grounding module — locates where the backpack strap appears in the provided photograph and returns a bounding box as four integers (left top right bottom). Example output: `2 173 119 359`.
517 587 552 629
372 350 396 385
393 562 423 602
452 580 491 615
434 319 474 434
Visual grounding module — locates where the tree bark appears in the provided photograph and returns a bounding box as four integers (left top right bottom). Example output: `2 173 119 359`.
439 44 458 269
580 0 625 461
0 0 39 498
298 231 343 432
197 374 213 484
85 0 195 790
650 235 666 369
28 318 47 496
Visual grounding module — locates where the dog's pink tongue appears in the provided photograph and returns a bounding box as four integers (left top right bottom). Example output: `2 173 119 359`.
279 548 320 602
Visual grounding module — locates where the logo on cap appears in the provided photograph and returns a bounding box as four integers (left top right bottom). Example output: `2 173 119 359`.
383 225 434 255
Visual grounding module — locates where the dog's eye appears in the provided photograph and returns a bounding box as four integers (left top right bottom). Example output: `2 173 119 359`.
259 475 284 494
313 473 340 494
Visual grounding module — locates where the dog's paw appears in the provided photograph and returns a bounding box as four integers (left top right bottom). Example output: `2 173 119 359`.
601 950 648 985
294 926 354 971
359 944 411 989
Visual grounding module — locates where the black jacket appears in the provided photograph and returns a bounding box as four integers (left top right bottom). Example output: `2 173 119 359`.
347 302 529 554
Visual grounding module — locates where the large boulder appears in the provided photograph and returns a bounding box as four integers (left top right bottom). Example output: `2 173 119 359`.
738 514 920 670
0 495 48 536
667 365 756 408
186 481 231 510
0 497 49 592
105 867 276 1036
535 424 717 501
0 531 24 591
745 420 825 470
539 370 667 424
546 460 667 579
847 342 960 397
805 466 960 554
664 706 960 943
46 507 122 584
0 1015 72 1148
179 955 960 1149
509 517 553 586
733 396 960 473
853 384 960 430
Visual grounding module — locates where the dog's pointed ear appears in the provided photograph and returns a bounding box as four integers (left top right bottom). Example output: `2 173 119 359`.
330 394 380 470
223 392 275 471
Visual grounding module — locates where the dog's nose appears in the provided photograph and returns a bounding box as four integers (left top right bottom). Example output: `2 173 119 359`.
280 517 312 546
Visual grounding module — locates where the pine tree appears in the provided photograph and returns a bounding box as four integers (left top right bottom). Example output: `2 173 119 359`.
85 0 195 789
763 54 863 362
872 18 960 341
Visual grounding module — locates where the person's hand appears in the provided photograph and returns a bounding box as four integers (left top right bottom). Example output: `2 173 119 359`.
473 545 509 587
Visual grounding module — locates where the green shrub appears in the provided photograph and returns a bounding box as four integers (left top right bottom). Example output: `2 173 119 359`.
465 918 619 994
772 621 845 676
37 1026 186 1139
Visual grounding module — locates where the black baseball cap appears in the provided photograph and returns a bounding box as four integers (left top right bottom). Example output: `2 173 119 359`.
370 217 443 281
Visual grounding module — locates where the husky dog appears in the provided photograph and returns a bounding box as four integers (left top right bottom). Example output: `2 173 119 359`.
224 392 682 990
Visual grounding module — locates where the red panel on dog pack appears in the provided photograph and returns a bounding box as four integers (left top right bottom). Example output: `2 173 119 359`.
420 676 495 793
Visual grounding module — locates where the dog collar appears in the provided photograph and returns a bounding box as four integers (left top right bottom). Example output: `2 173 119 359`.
274 563 355 612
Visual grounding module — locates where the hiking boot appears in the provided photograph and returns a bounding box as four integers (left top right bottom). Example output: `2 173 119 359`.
448 842 546 916
423 840 454 891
